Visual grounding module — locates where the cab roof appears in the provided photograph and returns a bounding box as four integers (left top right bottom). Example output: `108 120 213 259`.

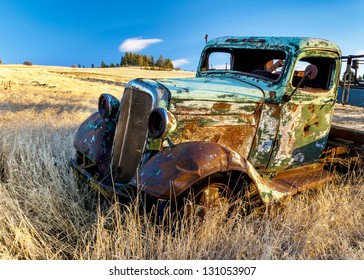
205 36 341 55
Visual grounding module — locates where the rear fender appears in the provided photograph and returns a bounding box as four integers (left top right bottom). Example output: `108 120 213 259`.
136 141 288 204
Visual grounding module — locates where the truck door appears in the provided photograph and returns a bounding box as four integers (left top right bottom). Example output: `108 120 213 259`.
267 51 341 172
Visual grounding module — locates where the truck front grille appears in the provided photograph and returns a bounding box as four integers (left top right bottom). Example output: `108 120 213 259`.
111 88 153 183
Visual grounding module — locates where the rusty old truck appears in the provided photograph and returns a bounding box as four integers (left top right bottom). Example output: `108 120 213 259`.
70 36 364 215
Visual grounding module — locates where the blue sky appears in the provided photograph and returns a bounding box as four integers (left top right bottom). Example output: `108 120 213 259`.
1 0 364 72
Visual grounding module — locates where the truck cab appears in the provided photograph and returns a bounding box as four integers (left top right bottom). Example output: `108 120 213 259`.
71 36 347 213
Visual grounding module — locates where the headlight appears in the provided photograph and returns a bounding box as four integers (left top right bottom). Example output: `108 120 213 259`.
98 93 120 119
148 108 177 139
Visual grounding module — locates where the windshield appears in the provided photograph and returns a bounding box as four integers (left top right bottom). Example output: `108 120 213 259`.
200 48 286 82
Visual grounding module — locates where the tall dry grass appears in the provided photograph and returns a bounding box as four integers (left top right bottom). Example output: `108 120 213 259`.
0 65 363 260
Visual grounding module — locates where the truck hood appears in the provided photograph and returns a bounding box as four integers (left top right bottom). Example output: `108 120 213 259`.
157 76 265 103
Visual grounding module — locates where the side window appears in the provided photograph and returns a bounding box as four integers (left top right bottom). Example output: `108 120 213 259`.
207 52 232 70
292 56 335 91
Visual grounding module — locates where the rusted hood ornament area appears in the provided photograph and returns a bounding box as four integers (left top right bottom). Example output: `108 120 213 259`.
70 36 363 218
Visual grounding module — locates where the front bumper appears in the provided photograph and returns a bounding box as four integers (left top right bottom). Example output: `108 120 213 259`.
69 158 135 200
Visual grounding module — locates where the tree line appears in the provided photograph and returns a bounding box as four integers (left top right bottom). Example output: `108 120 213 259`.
99 52 174 70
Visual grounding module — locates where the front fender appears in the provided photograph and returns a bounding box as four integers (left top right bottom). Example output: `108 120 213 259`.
74 112 116 164
136 141 283 202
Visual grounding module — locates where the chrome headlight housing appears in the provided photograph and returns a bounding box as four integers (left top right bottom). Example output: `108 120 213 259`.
148 108 177 139
98 93 120 119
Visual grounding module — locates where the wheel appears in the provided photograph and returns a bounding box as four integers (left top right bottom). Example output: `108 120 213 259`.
178 174 234 219
174 172 263 220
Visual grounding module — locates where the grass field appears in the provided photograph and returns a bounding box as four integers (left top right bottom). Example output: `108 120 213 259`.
0 65 363 260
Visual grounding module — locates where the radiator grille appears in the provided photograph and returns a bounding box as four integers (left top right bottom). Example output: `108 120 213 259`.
111 88 153 183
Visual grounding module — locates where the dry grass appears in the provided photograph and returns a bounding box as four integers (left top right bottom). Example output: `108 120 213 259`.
0 65 363 260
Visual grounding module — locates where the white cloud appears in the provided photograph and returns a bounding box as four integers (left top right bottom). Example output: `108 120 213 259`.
119 38 163 52
172 59 189 68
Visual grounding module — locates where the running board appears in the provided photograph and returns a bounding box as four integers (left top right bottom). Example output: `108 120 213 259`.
268 164 338 195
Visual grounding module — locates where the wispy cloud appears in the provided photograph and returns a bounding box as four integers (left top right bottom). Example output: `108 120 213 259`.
354 50 364 55
119 38 163 52
172 59 189 68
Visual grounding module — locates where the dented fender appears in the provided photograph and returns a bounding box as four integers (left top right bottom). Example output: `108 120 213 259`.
136 141 287 203
74 112 116 164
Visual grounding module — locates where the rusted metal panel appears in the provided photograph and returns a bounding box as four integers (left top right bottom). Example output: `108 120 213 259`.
162 77 264 159
137 142 246 199
136 141 290 204
269 163 338 194
168 101 259 158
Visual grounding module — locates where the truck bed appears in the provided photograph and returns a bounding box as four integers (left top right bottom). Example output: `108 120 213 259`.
332 103 364 132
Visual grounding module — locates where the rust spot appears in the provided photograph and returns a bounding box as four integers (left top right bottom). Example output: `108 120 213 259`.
211 102 232 112
303 124 310 136
172 116 256 158
180 121 200 139
308 104 315 114
290 104 299 112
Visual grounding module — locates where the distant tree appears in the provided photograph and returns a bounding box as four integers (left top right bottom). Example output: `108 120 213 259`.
149 55 155 66
143 55 149 67
164 58 173 69
358 75 363 81
23 61 32 66
71 64 77 68
0 58 2 64
101 60 108 68
110 63 115 67
137 56 144 67
131 53 138 66
121 52 131 66
78 64 81 68
91 64 95 68
156 54 164 68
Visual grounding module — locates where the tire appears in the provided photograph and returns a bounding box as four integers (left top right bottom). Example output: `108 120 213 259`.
174 172 263 220
177 173 234 219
